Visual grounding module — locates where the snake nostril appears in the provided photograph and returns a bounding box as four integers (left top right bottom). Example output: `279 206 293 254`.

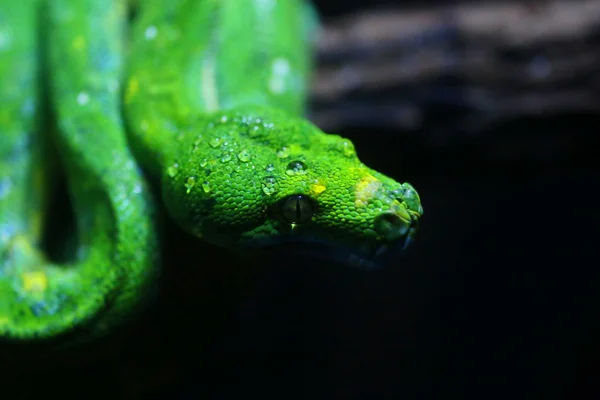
380 212 399 224
374 212 409 241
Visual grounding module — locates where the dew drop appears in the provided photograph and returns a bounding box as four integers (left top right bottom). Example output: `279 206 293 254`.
262 176 277 196
338 140 356 157
246 123 265 138
286 160 307 176
209 137 223 148
221 153 232 162
76 92 89 105
202 181 211 193
265 164 275 172
200 158 208 167
276 147 289 158
167 163 179 177
220 115 228 123
185 177 195 194
144 25 158 40
237 150 251 162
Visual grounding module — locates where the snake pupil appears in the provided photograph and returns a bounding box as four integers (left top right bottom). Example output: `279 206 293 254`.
295 198 301 220
281 195 314 224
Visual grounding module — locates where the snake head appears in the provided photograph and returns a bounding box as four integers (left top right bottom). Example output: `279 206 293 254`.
162 106 422 269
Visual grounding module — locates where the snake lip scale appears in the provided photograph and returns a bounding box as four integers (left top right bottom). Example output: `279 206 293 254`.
243 235 412 271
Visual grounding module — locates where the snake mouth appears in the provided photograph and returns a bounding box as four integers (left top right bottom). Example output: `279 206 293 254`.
240 212 419 269
241 238 398 270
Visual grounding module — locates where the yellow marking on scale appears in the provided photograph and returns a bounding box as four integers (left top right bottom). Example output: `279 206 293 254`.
125 77 140 104
310 183 326 196
354 174 382 207
22 271 48 293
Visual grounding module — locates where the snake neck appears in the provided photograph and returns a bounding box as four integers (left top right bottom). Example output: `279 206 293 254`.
123 0 314 181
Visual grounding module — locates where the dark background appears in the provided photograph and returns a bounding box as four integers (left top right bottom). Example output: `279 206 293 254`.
7 0 600 399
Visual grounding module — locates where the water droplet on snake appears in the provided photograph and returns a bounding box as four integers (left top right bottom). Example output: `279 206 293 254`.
209 137 223 148
167 163 179 177
185 177 195 194
286 160 307 176
276 147 289 158
338 140 355 157
262 176 277 196
237 150 251 162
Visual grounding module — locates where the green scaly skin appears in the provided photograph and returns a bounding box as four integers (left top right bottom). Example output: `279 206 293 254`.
0 0 422 343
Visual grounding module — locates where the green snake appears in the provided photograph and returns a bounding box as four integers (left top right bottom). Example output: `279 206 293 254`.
0 0 422 343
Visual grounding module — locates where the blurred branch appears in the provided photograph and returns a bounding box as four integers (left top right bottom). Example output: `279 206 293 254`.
309 0 600 137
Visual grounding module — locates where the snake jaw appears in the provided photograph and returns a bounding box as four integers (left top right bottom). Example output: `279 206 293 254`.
346 253 381 270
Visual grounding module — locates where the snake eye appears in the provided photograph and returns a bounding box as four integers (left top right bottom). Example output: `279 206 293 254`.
280 195 314 224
